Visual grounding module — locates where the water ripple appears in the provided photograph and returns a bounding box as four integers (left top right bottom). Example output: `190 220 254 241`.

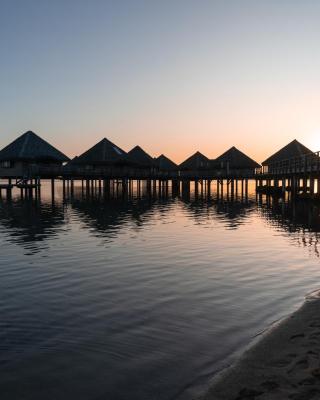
1 182 320 399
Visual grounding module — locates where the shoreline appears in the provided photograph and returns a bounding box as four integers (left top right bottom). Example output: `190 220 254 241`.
201 290 320 400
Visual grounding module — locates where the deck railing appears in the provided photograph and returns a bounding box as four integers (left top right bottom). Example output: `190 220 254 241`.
256 151 320 176
62 166 256 179
62 166 179 179
179 169 256 179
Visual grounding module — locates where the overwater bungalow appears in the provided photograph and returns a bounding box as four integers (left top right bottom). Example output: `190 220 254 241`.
179 151 210 177
128 145 156 176
212 146 260 177
261 139 317 173
0 130 69 179
69 138 134 178
154 154 178 177
62 156 79 176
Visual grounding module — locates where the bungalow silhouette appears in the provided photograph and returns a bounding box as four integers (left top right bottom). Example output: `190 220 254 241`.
62 156 79 176
69 138 134 177
0 131 69 178
261 139 317 174
179 151 210 177
127 145 157 176
212 146 260 176
154 154 178 177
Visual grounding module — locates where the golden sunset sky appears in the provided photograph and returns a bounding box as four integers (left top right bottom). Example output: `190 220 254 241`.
1 1 320 164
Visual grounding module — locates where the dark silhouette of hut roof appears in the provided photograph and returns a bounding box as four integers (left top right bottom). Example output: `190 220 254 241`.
0 131 69 162
262 139 314 166
128 145 155 167
67 156 79 165
75 138 131 165
155 154 178 171
62 156 79 173
179 151 210 170
214 146 260 169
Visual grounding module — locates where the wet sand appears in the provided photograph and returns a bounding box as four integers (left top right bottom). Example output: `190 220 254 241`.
202 291 320 400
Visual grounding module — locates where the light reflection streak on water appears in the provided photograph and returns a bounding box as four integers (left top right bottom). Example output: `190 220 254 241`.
0 180 320 399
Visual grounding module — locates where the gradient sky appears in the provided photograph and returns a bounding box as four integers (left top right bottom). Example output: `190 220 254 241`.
1 0 320 163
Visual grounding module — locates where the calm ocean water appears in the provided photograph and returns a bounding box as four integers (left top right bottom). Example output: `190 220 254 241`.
1 181 320 400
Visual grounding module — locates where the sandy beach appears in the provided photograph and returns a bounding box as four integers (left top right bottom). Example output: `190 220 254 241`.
202 291 320 400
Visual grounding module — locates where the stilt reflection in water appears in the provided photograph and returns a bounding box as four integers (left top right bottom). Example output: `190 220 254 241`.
1 181 320 400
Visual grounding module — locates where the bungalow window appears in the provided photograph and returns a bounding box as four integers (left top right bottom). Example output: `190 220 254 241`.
0 161 13 168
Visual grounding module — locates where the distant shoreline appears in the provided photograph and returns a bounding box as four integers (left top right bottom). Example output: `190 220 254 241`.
201 290 320 400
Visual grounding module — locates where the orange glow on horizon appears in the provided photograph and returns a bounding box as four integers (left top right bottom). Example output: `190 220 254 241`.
58 127 320 166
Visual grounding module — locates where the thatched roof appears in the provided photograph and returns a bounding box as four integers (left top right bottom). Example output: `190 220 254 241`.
179 151 210 170
128 145 155 167
214 146 260 169
0 131 69 162
155 154 178 171
75 138 131 165
262 139 314 166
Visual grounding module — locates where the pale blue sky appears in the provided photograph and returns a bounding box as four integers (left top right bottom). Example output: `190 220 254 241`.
1 0 320 162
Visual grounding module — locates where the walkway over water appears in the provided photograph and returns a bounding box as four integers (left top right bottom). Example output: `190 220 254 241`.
256 150 320 198
1 132 320 199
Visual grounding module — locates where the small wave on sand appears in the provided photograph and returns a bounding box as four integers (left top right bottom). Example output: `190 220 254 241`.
201 290 320 400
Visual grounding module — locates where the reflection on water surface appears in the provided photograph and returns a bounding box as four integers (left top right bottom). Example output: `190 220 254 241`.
0 181 320 400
